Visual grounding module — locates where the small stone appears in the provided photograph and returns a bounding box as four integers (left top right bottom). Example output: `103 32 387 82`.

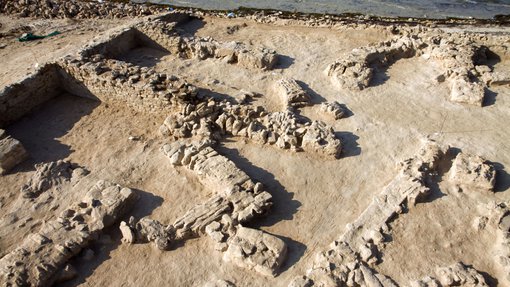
120 221 135 244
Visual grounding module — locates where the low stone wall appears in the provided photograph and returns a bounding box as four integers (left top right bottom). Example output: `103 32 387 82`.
161 98 342 158
326 33 510 106
326 35 422 90
290 141 499 287
59 55 198 113
0 64 62 128
119 140 287 276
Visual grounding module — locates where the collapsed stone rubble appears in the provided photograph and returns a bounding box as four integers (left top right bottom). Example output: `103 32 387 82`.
325 35 423 90
290 141 443 286
0 180 137 286
290 141 500 286
427 36 494 106
160 97 342 158
0 4 508 285
0 129 28 175
409 262 489 287
0 0 164 19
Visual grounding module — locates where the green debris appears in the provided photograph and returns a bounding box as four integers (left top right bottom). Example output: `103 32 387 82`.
18 31 61 42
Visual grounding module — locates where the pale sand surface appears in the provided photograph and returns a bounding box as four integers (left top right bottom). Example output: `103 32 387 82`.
0 11 509 287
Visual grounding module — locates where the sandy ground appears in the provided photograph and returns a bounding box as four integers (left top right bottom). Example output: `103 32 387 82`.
0 12 510 287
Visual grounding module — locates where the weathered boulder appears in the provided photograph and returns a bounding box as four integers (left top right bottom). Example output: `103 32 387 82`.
320 101 345 120
237 47 278 70
449 76 485 106
134 217 175 250
301 121 342 158
449 152 496 191
272 78 311 108
223 226 287 277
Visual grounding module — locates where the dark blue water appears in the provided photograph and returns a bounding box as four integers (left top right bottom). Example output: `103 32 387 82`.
136 0 510 19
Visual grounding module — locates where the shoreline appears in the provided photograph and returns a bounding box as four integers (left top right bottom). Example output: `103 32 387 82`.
125 1 510 26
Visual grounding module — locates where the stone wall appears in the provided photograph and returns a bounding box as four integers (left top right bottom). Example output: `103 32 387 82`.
59 55 198 113
119 140 288 276
326 33 509 106
290 141 499 286
0 64 62 128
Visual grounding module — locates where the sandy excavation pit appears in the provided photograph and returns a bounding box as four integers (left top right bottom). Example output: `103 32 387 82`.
1 1 510 286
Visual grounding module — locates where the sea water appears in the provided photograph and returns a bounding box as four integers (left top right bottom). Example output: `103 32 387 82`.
137 0 510 19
